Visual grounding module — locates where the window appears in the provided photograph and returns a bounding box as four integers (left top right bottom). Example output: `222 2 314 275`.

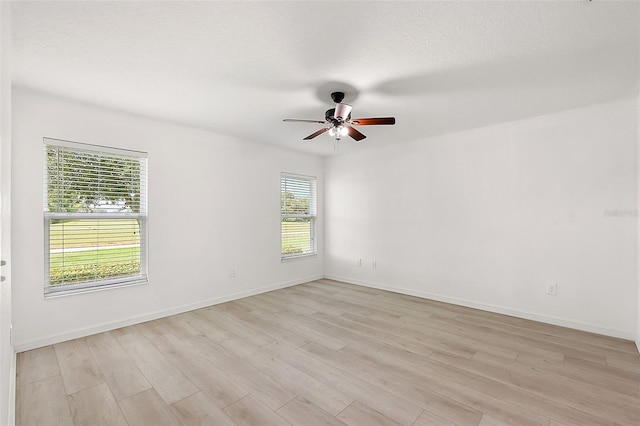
281 173 317 260
44 138 148 295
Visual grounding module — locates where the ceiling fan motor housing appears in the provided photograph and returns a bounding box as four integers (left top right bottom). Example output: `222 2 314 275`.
325 108 353 124
334 103 353 121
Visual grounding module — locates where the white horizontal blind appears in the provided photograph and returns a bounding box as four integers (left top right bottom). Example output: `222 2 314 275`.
281 173 317 259
44 139 148 294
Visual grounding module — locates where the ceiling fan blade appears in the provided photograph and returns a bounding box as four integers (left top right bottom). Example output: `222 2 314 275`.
283 119 327 124
346 126 367 142
303 127 330 140
351 117 396 126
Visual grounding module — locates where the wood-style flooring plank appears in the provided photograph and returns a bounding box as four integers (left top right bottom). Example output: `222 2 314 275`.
311 311 474 359
247 350 354 415
430 349 638 425
116 332 199 405
286 286 380 318
378 345 609 426
411 410 458 426
262 341 423 426
249 310 350 351
151 333 248 408
17 345 60 386
340 343 549 426
194 307 275 347
67 383 127 426
301 342 485 425
277 396 347 426
233 295 282 313
508 351 639 398
228 310 311 349
219 335 264 358
257 291 318 315
170 391 237 426
478 414 517 426
183 335 297 410
85 331 151 401
344 311 517 361
606 356 640 373
20 375 73 426
173 311 236 342
153 315 203 340
53 338 104 396
564 354 640 383
118 388 183 426
336 400 401 426
222 395 292 426
275 288 347 316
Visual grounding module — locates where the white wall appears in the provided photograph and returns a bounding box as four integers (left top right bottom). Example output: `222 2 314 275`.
12 88 324 351
0 3 14 424
326 98 638 340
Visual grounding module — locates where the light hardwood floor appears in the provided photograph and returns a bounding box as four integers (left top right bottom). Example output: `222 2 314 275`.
16 279 640 425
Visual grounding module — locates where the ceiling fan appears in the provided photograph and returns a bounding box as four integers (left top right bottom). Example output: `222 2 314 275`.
283 91 395 143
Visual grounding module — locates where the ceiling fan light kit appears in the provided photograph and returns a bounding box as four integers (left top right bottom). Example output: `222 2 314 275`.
283 91 396 150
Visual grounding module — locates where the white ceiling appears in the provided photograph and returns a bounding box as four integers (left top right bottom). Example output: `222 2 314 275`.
11 1 640 156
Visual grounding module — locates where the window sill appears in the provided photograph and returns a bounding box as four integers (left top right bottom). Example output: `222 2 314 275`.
281 253 317 263
44 278 148 299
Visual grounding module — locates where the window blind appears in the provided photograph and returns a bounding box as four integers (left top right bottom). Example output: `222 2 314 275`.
44 139 148 294
281 173 317 259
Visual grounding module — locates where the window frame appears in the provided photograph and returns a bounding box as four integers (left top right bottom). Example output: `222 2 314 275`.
280 172 317 261
43 138 148 296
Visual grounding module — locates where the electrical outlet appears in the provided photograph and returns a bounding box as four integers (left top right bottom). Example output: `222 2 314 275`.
231 269 236 278
357 259 362 267
372 260 377 268
546 283 557 296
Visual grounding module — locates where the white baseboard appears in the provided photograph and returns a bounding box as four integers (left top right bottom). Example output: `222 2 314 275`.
324 274 636 341
7 349 15 426
14 275 322 352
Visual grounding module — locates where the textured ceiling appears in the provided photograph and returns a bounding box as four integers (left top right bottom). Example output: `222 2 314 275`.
11 1 640 156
